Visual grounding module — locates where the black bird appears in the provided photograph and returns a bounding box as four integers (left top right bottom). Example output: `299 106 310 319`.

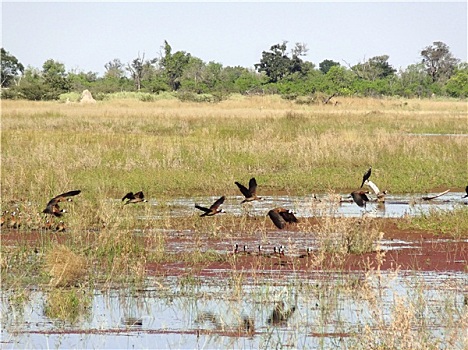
235 177 263 203
463 186 468 198
195 196 226 217
360 166 372 188
122 191 147 205
350 190 370 208
267 208 298 229
43 190 81 217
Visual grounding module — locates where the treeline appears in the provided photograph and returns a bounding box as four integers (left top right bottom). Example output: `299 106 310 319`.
1 40 467 102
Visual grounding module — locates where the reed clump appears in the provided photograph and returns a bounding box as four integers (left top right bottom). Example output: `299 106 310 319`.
43 287 92 323
45 244 87 287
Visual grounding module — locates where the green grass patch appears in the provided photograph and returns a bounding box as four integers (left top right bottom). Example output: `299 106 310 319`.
399 206 468 238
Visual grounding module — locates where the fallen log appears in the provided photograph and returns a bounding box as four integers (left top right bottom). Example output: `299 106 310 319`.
421 189 450 201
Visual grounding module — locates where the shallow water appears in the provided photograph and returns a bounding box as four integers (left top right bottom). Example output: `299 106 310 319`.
2 271 466 349
151 192 466 219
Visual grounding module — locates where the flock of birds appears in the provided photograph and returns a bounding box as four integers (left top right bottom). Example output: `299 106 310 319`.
3 166 467 234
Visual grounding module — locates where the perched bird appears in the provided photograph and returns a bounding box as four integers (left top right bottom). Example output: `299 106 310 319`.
463 186 468 198
360 166 372 188
350 190 370 208
235 177 263 203
267 208 298 229
122 191 147 205
43 190 81 217
195 196 226 217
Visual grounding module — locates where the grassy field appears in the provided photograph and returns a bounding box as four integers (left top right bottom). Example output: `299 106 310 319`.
1 96 467 349
2 95 467 206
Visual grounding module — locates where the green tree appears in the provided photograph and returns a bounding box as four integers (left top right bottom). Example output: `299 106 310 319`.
16 66 46 100
254 42 305 83
160 41 191 91
394 63 432 98
325 65 355 95
352 55 396 81
68 70 97 92
444 64 468 97
421 41 459 83
126 53 156 91
42 59 69 99
1 48 24 88
319 59 340 74
104 59 125 79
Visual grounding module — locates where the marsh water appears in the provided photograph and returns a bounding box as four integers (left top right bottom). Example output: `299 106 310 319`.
2 271 467 349
2 192 467 349
1 272 467 349
154 191 467 219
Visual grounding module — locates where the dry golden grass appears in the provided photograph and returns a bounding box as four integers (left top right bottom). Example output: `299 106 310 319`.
45 244 87 287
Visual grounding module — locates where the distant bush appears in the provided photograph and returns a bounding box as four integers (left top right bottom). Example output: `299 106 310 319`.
59 92 81 103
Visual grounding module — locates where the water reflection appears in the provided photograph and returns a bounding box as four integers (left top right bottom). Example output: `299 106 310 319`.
2 272 466 349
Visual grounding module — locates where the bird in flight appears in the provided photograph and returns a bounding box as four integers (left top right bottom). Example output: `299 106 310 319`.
122 191 147 205
360 166 372 188
267 207 298 229
43 190 81 217
235 177 263 203
195 196 226 217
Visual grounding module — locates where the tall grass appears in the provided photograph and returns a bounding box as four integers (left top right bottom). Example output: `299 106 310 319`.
2 96 466 207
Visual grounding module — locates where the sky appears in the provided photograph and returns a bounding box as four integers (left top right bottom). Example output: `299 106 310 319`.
2 1 467 77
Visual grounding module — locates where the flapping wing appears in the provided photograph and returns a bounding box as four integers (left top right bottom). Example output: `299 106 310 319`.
235 182 251 197
122 192 134 201
248 178 258 195
195 204 211 213
268 209 286 229
360 167 371 188
134 191 145 200
279 210 298 224
210 196 225 210
365 180 380 196
54 190 81 202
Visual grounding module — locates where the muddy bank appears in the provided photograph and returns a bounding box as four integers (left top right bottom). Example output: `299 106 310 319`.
3 218 466 276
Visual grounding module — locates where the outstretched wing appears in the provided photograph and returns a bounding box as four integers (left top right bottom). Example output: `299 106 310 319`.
122 192 134 201
210 196 225 210
351 191 369 207
279 210 298 224
235 182 251 198
195 204 211 213
248 178 258 195
54 190 81 202
134 191 145 200
365 180 380 196
268 209 286 229
360 167 372 188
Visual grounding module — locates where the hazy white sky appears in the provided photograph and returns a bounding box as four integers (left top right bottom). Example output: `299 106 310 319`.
2 1 467 76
